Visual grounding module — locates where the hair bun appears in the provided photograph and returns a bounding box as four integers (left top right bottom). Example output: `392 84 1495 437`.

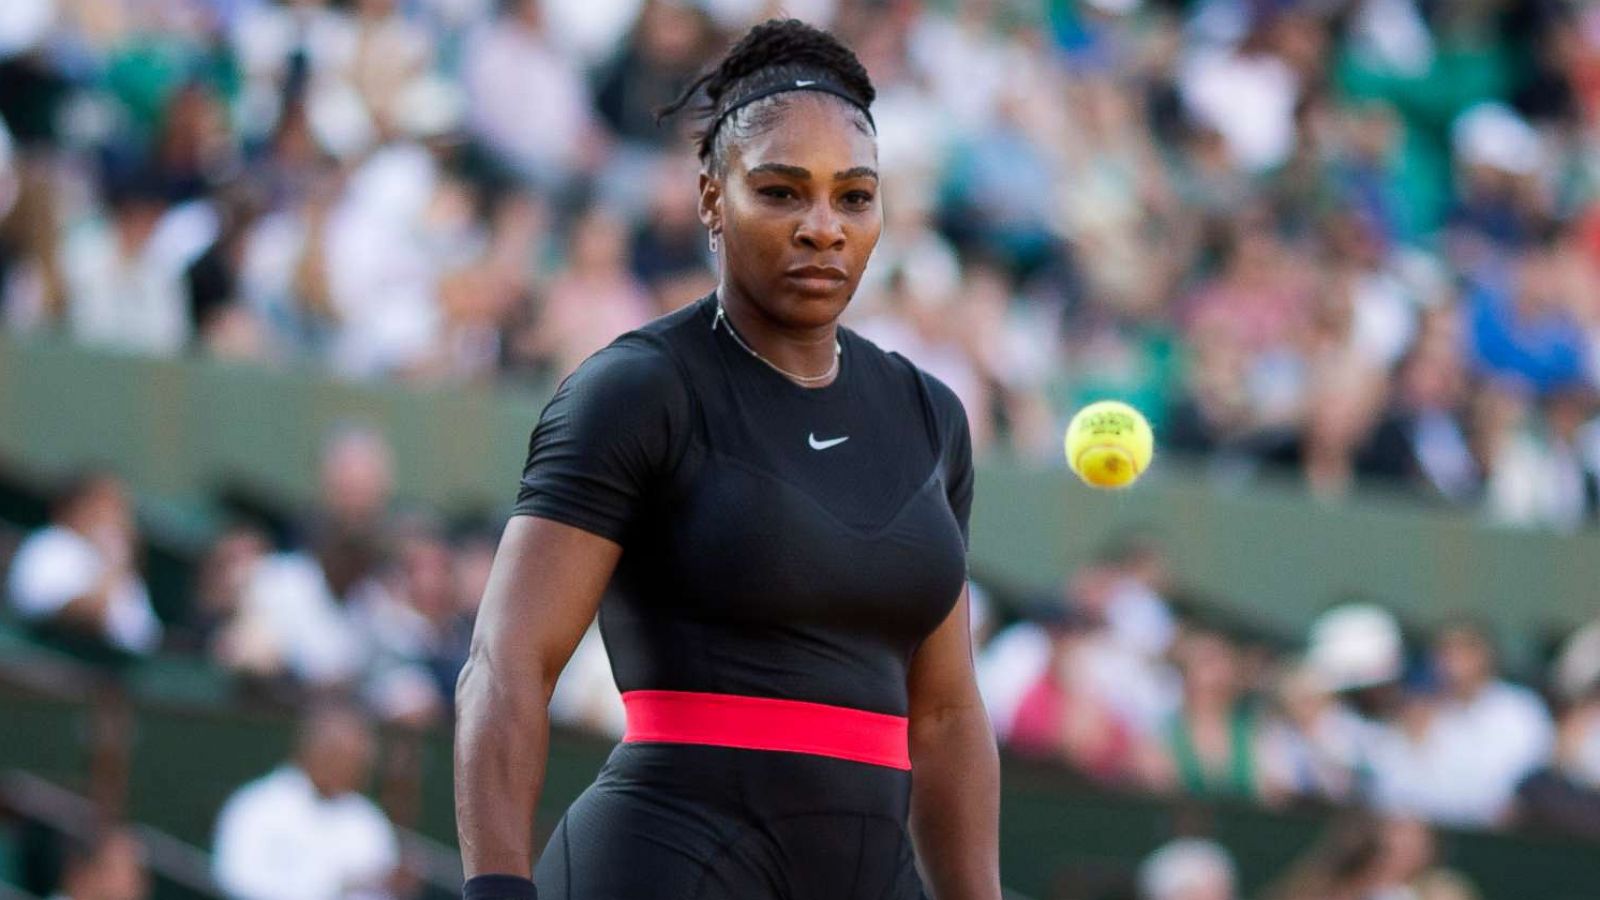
658 18 875 166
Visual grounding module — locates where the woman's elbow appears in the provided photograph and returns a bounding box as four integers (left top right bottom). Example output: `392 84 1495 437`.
454 647 551 730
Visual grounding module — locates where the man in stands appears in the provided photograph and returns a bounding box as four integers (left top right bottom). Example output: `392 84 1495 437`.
211 703 399 900
5 471 161 661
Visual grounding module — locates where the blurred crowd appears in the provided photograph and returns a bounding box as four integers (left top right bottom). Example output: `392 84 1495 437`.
4 0 1600 524
20 442 1600 898
9 429 1600 851
976 533 1600 844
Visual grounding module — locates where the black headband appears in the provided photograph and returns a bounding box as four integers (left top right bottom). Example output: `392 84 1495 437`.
710 77 876 141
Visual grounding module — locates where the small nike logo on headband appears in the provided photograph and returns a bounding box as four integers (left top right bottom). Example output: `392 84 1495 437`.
794 79 816 87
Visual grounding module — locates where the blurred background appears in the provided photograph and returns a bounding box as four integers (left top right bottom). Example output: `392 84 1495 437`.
3 0 1600 898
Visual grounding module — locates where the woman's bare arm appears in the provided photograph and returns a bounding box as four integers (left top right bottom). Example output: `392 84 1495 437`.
454 515 622 878
907 585 1002 899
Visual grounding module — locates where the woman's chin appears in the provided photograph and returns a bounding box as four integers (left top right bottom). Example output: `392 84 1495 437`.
773 285 854 321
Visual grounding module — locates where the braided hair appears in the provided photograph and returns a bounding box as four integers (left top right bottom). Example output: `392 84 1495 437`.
658 18 876 175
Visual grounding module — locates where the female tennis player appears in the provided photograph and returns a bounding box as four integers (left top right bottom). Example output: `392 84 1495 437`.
455 18 1000 900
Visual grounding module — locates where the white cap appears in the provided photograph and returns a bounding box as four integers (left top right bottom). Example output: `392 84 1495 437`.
1307 604 1403 692
1139 838 1236 900
1452 102 1541 176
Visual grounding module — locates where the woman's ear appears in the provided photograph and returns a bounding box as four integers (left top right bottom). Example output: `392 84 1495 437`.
698 170 722 235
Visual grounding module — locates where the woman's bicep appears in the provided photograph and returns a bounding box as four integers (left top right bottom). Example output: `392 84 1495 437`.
466 515 623 697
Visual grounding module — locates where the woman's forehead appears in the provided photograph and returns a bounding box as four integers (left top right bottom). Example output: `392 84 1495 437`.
728 95 877 176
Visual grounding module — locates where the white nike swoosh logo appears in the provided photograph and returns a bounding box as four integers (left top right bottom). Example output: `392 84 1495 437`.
794 79 816 87
808 433 849 450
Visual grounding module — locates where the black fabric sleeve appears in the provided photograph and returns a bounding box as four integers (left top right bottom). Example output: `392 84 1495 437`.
512 335 689 543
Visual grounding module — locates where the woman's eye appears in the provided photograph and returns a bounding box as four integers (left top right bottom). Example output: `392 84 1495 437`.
844 191 875 207
760 187 796 200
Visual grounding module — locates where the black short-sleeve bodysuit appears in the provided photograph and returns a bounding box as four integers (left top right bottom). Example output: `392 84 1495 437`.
514 293 972 900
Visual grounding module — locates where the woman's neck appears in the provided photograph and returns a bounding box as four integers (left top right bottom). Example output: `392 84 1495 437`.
715 284 840 383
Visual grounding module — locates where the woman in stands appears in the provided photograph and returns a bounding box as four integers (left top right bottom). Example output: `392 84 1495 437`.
455 19 1000 900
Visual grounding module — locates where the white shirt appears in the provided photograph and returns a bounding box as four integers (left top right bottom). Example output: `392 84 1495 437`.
6 525 161 655
61 218 193 357
213 766 398 900
1179 47 1300 172
1370 681 1555 826
1071 635 1181 739
462 19 593 184
243 553 365 686
1104 578 1178 659
322 143 449 378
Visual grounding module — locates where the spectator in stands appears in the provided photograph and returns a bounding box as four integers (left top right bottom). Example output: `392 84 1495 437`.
60 170 192 357
349 517 460 725
1137 837 1236 900
1006 607 1147 784
1266 814 1478 900
1482 387 1600 530
979 545 1179 746
1359 311 1482 503
49 826 149 900
1150 630 1277 803
212 703 399 900
1514 690 1600 839
591 1 716 216
5 471 162 660
1369 620 1554 827
320 97 474 380
221 426 397 689
185 522 271 667
529 204 653 379
348 0 434 139
626 151 717 311
462 0 601 193
315 424 396 547
1465 229 1590 398
1514 624 1600 838
1261 662 1375 806
234 540 365 690
1297 358 1390 500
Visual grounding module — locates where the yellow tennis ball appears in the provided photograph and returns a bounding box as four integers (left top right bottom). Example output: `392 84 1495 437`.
1065 401 1153 489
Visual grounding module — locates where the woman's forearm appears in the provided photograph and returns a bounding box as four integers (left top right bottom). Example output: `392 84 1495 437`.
909 703 1002 900
455 650 551 878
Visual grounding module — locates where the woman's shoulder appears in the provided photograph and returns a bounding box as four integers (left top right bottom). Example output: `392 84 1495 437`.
843 326 968 423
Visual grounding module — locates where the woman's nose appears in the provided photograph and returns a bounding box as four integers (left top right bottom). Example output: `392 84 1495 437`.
795 202 845 250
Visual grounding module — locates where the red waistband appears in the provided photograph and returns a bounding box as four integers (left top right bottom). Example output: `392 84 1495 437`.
620 690 911 770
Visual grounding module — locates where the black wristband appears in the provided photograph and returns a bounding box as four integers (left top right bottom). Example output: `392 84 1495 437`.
463 874 538 900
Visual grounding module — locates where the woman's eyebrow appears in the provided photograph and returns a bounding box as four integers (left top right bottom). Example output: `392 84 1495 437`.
747 163 810 179
745 164 879 181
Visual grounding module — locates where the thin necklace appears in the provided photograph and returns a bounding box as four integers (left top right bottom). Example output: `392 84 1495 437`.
712 302 842 386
